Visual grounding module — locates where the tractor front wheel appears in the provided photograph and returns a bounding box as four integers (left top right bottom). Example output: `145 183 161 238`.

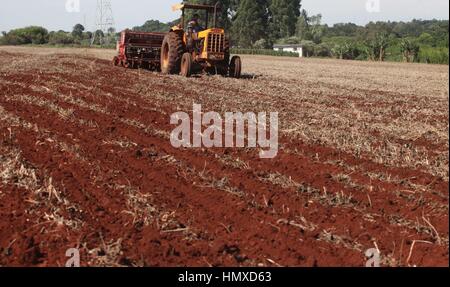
180 53 193 77
161 32 185 75
229 56 242 79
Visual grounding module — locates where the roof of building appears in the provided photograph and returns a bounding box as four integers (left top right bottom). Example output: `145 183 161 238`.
273 44 303 48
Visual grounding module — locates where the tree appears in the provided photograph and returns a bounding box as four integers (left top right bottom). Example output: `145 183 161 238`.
91 30 105 45
94 30 104 38
84 31 93 40
107 27 116 35
232 0 269 48
328 23 361 37
331 42 361 60
417 32 434 46
72 24 85 39
332 43 347 59
295 9 310 40
49 31 74 45
269 0 301 40
366 32 390 61
1 26 48 45
253 38 270 49
133 20 170 32
295 11 325 44
400 39 420 62
375 33 389 61
309 14 325 44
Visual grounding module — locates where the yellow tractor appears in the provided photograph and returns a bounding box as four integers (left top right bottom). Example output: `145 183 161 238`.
161 2 241 78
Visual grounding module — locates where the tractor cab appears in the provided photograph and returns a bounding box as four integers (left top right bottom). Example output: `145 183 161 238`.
171 3 224 59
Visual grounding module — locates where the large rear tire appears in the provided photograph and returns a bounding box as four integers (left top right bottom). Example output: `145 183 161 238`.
229 56 242 79
161 32 185 74
180 53 193 77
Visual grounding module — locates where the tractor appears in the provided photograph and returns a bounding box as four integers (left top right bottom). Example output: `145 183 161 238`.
160 2 241 78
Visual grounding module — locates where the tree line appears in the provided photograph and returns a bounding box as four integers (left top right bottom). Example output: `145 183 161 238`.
0 24 116 47
1 0 448 64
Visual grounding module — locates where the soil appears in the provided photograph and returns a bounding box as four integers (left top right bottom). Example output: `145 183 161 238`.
0 49 448 267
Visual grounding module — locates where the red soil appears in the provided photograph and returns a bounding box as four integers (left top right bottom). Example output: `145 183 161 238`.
0 52 448 267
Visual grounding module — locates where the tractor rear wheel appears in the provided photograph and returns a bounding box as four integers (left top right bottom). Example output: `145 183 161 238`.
161 32 185 74
229 56 242 79
180 53 193 77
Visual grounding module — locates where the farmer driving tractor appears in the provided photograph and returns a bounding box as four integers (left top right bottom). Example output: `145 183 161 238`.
188 13 204 33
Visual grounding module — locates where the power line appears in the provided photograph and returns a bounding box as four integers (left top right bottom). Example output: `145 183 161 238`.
91 0 116 46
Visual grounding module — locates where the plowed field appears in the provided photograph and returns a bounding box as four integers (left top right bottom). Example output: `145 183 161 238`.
0 46 448 267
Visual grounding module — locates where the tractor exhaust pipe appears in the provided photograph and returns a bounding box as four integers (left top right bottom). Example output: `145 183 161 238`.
213 2 219 27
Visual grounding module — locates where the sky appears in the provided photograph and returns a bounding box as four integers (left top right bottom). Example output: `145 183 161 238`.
0 0 449 32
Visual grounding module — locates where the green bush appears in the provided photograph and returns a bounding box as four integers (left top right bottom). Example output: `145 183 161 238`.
400 38 420 62
1 26 48 45
418 46 449 64
313 43 332 57
252 39 271 49
231 48 299 57
48 31 75 45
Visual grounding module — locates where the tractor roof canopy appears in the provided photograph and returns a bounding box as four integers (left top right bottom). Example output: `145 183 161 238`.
172 3 221 12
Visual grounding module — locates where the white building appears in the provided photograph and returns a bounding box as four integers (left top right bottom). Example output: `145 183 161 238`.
273 44 303 58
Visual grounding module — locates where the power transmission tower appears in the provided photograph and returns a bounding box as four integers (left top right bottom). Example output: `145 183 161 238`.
91 0 116 46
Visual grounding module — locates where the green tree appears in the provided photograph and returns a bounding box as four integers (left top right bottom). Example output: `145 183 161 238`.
295 11 324 44
133 20 170 32
92 30 105 45
72 24 85 39
309 14 325 44
331 42 361 60
84 31 93 40
295 9 310 40
253 38 270 49
1 26 48 45
366 32 390 61
332 43 348 59
269 0 302 40
417 32 434 46
107 27 116 35
232 0 269 48
400 39 420 62
49 31 74 45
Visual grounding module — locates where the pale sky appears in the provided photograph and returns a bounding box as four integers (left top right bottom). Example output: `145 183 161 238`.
0 0 448 32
